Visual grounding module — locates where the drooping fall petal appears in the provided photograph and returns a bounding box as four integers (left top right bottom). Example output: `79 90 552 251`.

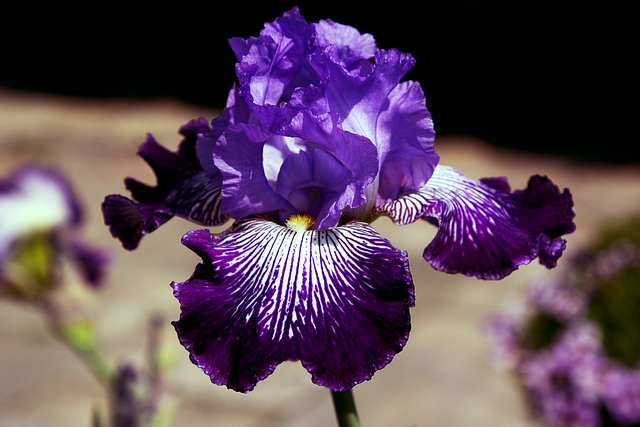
172 219 414 392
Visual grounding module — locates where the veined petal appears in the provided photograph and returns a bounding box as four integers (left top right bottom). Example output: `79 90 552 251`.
165 171 227 226
172 219 414 393
102 171 227 250
374 165 575 280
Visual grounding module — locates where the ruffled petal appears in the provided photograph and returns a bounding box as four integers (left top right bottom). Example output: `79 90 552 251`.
102 171 227 250
171 218 414 393
374 165 576 280
286 48 437 200
376 80 438 202
282 110 379 229
306 48 416 150
103 118 228 250
229 7 317 106
124 118 209 204
65 239 110 287
229 31 296 106
313 18 377 65
212 123 298 222
102 195 155 250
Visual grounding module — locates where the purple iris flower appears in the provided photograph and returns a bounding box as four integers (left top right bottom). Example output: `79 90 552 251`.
1 165 108 291
103 8 575 393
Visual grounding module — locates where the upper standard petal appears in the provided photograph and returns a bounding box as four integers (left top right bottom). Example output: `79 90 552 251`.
229 7 317 106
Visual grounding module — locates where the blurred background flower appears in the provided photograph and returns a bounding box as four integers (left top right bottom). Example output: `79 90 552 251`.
0 164 108 300
484 217 640 427
0 165 177 427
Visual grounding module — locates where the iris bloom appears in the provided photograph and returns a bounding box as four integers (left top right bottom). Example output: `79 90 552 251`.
1 165 108 295
103 8 575 393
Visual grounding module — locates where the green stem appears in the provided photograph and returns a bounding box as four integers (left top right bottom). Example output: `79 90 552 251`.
331 390 360 427
44 301 113 384
57 319 114 384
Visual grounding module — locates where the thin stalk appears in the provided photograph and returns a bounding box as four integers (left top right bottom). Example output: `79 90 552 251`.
331 390 360 427
44 302 113 384
56 321 113 384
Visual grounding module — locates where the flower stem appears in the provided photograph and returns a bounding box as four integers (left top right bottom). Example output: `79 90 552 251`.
44 302 113 384
331 390 360 427
56 318 113 384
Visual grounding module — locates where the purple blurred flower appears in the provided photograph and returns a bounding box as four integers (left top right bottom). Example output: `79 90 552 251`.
526 280 588 322
601 366 640 424
103 8 575 393
485 234 640 427
521 349 602 427
519 324 612 427
1 165 109 293
486 300 608 427
111 364 140 427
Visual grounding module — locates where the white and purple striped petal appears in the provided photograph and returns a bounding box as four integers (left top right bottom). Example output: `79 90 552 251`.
102 171 226 250
374 165 575 280
172 218 414 392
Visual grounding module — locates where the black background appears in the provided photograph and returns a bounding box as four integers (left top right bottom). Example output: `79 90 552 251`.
2 2 635 163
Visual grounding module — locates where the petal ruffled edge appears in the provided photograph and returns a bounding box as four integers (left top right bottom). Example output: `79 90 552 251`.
102 171 228 250
124 118 209 205
172 218 414 392
102 117 228 250
374 165 576 280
